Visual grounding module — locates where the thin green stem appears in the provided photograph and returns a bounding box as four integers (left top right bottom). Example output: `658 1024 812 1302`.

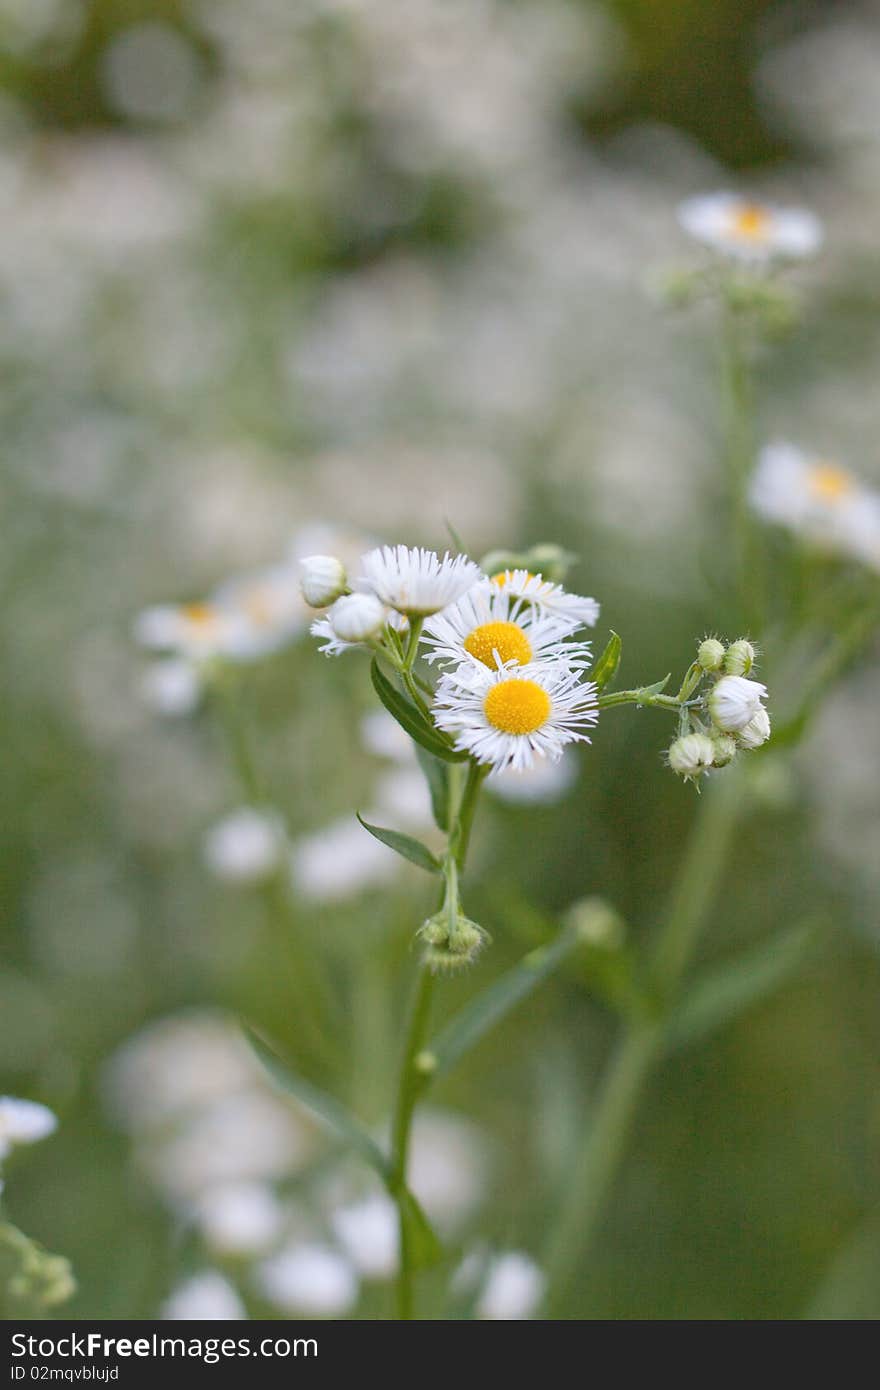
596 689 683 711
390 962 436 1320
542 767 746 1314
720 299 762 632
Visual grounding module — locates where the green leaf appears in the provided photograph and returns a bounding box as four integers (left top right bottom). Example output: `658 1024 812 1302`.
370 658 466 763
245 1027 391 1181
399 1190 443 1270
805 1208 880 1319
443 517 465 554
664 919 825 1055
414 745 450 830
637 673 671 700
428 929 582 1083
356 814 442 874
592 631 622 691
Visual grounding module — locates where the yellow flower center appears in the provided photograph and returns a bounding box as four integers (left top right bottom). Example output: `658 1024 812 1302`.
807 462 855 503
182 602 217 628
732 203 771 240
483 679 551 735
491 569 536 588
464 620 533 668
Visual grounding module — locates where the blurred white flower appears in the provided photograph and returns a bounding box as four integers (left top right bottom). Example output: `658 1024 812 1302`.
407 1108 489 1235
256 1243 358 1316
193 1181 285 1257
476 1251 545 1320
290 816 399 902
132 601 248 663
330 1192 399 1280
677 192 822 262
360 709 415 763
372 767 434 828
161 1271 246 1321
0 1097 57 1160
212 563 310 659
139 658 202 718
202 808 284 885
101 23 202 125
486 747 577 804
750 442 880 571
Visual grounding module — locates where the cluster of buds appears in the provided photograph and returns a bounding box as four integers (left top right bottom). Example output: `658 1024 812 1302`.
666 637 770 785
417 910 489 973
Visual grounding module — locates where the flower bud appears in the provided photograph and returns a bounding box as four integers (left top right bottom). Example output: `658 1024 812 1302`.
723 639 756 677
418 911 488 972
300 555 347 608
708 675 767 733
710 732 738 767
697 638 726 672
736 705 771 750
328 592 386 644
667 732 715 780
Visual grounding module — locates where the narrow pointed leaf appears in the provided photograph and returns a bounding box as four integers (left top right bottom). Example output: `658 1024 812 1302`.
428 929 582 1083
414 745 450 830
370 658 466 763
245 1027 391 1180
356 814 442 874
592 631 622 691
637 673 671 700
664 918 825 1054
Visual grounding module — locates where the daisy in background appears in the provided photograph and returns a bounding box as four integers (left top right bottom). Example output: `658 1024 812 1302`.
433 659 599 772
133 598 249 663
487 748 577 805
488 569 600 628
750 441 880 572
421 583 593 674
677 192 822 263
212 562 310 659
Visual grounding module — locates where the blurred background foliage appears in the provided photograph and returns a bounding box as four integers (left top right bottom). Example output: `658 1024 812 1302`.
2 0 880 1320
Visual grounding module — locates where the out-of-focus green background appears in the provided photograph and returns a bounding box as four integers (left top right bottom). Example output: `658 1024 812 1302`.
2 0 880 1320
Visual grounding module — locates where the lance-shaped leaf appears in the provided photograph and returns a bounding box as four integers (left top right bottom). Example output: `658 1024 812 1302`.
637 673 671 701
370 658 466 763
592 631 622 691
664 918 825 1055
356 814 442 874
414 744 450 831
245 1027 392 1181
427 929 583 1084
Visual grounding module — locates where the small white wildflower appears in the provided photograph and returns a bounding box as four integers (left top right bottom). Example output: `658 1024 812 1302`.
407 1109 489 1236
299 555 347 608
212 563 310 660
358 545 482 617
193 1181 284 1257
0 1098 57 1161
667 732 716 780
161 1271 246 1321
709 675 768 733
132 601 248 662
139 657 202 717
433 659 598 773
330 1193 399 1280
202 808 283 884
750 442 880 572
290 817 399 902
737 706 772 750
476 1251 546 1320
327 592 388 644
256 1243 358 1317
488 569 600 627
677 193 822 262
421 583 592 673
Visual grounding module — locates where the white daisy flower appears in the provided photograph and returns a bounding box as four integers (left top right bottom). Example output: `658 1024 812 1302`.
358 545 482 617
476 1251 546 1321
421 585 592 673
133 600 249 662
487 747 577 804
212 563 310 660
161 1271 246 1321
139 658 202 717
487 569 600 628
256 1243 359 1317
201 808 284 885
433 660 599 772
708 675 768 733
750 442 880 572
677 192 822 263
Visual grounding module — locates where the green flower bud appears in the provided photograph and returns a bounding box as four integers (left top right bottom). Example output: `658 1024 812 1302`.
710 732 738 767
418 911 488 973
723 639 755 677
697 638 726 672
523 544 578 584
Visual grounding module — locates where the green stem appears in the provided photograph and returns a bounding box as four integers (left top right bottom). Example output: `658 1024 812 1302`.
597 689 683 711
720 299 762 632
390 962 436 1320
543 767 746 1314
